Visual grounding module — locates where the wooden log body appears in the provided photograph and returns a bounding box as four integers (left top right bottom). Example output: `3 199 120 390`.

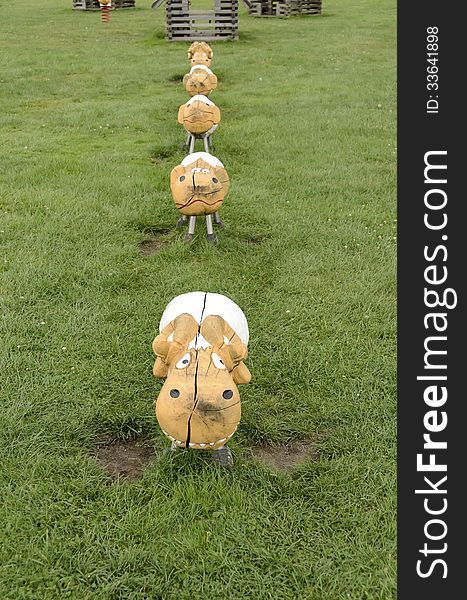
153 292 250 450
170 152 229 216
178 95 221 135
183 65 218 97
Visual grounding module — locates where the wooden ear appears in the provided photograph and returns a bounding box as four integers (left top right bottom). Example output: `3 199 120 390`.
152 320 176 378
153 337 170 359
200 315 224 346
170 164 186 187
153 357 168 378
152 320 175 357
232 362 251 385
201 42 213 59
201 316 248 374
164 313 198 367
178 104 185 124
228 340 248 364
172 313 198 346
217 320 247 365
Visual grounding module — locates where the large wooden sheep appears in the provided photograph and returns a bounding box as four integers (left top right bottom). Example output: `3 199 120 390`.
178 95 221 153
170 152 228 244
152 291 251 467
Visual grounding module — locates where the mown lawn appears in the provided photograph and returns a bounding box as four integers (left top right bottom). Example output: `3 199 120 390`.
0 1 396 598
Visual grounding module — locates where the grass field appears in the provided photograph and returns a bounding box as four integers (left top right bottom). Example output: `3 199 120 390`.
0 1 396 598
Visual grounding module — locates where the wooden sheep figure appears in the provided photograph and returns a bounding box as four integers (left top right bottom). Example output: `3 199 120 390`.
178 95 221 153
152 291 251 467
183 65 218 97
170 152 229 244
187 42 213 68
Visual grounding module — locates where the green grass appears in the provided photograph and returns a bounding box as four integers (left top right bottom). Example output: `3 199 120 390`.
0 1 396 598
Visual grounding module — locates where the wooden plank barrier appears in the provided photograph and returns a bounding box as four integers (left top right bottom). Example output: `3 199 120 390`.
249 0 322 17
152 0 239 41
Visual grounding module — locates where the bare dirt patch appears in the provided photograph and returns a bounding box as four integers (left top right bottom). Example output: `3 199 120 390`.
139 228 170 255
251 440 318 471
93 436 155 482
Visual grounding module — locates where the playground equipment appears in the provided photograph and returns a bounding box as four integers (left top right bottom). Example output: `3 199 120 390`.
151 0 240 41
99 0 111 21
289 0 322 14
249 0 289 16
178 95 221 153
152 291 251 466
73 0 135 9
248 0 322 17
170 152 229 244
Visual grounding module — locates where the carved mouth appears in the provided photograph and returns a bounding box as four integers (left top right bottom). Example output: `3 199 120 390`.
175 197 222 211
161 427 238 449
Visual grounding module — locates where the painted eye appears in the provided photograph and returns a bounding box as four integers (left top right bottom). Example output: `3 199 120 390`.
170 389 180 398
176 353 191 369
212 353 226 370
179 175 185 182
212 177 219 184
223 389 233 400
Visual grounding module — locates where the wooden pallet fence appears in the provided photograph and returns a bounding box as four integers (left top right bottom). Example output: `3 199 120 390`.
152 0 238 41
288 0 322 15
249 0 290 17
249 0 321 16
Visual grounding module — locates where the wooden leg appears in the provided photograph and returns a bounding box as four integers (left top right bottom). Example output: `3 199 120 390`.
213 211 224 228
189 135 195 154
184 216 196 243
176 215 188 229
205 214 218 244
212 446 233 468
